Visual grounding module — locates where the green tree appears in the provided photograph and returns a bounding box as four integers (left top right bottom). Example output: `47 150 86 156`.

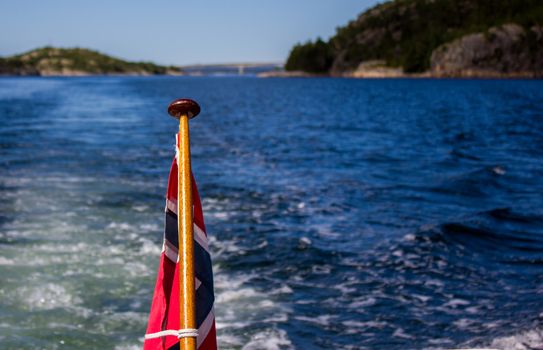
285 38 334 73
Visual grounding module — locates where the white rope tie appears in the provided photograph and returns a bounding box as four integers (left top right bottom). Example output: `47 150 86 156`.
144 328 198 340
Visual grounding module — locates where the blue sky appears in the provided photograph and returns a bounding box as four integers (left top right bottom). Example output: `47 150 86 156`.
0 0 380 65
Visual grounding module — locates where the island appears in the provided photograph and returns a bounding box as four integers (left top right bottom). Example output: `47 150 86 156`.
0 47 182 76
281 0 543 78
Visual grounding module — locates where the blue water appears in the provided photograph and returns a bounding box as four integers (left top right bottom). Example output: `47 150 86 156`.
0 76 542 350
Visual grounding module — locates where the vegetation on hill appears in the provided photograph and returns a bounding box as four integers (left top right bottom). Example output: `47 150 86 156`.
285 0 543 74
285 39 334 74
0 47 181 76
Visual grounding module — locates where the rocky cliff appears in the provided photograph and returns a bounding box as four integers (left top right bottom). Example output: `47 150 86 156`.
285 0 543 78
430 24 543 78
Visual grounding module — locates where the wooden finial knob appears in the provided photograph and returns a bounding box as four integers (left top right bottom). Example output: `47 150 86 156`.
168 98 201 119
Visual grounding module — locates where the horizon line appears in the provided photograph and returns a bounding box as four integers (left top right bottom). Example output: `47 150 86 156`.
0 45 286 68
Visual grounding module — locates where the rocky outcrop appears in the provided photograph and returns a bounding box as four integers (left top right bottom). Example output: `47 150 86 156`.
430 24 543 78
257 70 315 78
348 60 405 78
0 47 183 76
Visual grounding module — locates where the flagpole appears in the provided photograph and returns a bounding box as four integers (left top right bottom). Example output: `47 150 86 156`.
168 98 201 350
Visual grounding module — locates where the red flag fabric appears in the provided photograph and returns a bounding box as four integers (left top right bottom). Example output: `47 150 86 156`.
144 147 217 350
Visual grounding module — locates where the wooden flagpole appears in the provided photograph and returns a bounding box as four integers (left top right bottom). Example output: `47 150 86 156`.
168 98 201 350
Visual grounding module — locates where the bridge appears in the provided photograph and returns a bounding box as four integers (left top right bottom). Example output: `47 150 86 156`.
180 63 283 76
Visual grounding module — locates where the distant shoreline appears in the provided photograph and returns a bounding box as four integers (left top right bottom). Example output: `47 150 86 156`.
0 72 183 77
1 72 541 79
2 46 540 79
0 47 183 77
257 68 543 79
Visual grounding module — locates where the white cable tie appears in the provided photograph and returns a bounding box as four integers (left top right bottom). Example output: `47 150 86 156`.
144 328 198 340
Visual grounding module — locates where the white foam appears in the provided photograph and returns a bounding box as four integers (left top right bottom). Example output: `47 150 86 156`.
107 222 134 231
255 240 268 249
348 297 377 309
443 298 470 308
217 287 260 303
489 327 543 350
392 327 415 339
210 211 230 220
465 306 481 314
315 226 340 238
427 337 454 345
216 320 252 330
106 311 147 324
492 166 506 175
213 269 292 348
0 256 15 265
424 279 445 288
241 328 293 350
453 318 476 330
218 334 244 347
139 223 160 232
19 283 81 310
404 233 416 241
33 242 89 253
312 264 332 274
114 344 142 350
212 238 246 256
298 236 312 249
333 282 357 294
138 238 161 256
412 294 431 303
258 300 275 308
131 205 148 212
342 320 388 329
295 314 336 327
123 261 150 277
269 284 293 295
261 314 289 323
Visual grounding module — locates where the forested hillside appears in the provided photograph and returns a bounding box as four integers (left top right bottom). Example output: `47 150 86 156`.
285 0 543 77
0 47 181 76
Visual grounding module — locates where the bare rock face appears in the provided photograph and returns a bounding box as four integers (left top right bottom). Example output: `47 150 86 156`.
430 24 543 77
350 60 405 78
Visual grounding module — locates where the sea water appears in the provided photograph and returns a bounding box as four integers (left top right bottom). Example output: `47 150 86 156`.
0 76 542 349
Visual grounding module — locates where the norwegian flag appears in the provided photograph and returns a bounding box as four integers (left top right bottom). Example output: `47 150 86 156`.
143 154 217 350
